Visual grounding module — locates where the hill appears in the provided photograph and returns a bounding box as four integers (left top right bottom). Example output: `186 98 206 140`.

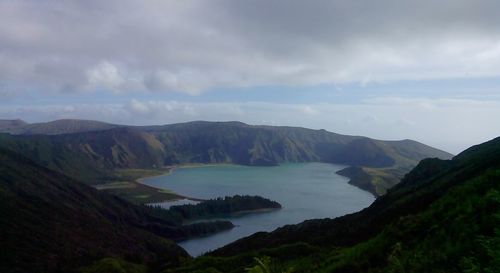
0 120 452 197
0 119 118 135
0 148 239 273
171 136 500 273
0 119 28 130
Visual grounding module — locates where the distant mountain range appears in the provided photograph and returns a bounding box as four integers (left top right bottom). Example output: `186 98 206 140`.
0 119 452 195
0 119 117 135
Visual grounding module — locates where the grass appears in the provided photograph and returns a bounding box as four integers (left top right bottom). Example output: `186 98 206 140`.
95 165 230 203
113 168 173 181
96 180 183 204
363 167 411 195
92 168 182 204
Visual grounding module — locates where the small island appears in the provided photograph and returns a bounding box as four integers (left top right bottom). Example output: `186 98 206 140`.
169 195 282 222
146 195 282 241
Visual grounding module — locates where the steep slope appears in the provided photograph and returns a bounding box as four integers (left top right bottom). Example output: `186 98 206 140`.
0 128 166 182
173 137 500 273
0 148 193 273
143 121 451 168
145 121 451 194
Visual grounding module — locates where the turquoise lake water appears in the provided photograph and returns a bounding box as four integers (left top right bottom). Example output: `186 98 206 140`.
143 163 375 256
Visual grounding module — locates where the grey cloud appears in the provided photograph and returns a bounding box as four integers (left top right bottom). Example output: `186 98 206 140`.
1 0 500 95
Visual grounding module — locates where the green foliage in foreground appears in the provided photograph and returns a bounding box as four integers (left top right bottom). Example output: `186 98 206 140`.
78 258 147 273
315 170 500 273
245 257 294 273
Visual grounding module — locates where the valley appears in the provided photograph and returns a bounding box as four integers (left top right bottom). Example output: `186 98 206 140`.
3 3 498 272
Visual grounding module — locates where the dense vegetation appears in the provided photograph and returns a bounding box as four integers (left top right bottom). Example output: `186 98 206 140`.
167 195 281 221
0 119 452 196
167 136 500 273
0 148 234 273
0 147 287 272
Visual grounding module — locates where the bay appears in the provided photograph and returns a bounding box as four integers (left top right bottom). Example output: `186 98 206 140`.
142 163 375 256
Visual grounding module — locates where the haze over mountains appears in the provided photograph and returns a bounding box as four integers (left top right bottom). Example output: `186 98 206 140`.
0 119 452 195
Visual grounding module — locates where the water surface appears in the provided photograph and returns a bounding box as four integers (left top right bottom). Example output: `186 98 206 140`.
143 163 374 256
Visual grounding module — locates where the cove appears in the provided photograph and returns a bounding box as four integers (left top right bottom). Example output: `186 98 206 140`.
142 163 375 256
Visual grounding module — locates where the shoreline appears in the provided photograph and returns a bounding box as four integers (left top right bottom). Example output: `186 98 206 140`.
335 166 379 197
136 162 378 204
135 163 233 202
136 163 237 183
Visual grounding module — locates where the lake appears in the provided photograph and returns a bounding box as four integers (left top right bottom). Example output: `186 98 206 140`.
142 163 375 256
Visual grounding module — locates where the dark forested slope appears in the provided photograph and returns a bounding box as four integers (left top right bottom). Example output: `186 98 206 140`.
0 148 191 273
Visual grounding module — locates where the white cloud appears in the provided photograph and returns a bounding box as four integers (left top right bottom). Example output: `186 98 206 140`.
86 61 125 91
127 99 150 114
144 69 225 95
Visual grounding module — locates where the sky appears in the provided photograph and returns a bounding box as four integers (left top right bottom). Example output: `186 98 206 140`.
1 0 500 154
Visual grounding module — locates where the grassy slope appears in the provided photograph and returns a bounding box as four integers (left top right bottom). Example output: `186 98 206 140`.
106 168 184 203
170 137 500 273
0 131 177 203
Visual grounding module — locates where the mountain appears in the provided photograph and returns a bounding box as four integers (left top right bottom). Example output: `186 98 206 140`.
0 119 118 135
0 120 452 196
0 127 167 183
0 119 28 131
172 136 500 273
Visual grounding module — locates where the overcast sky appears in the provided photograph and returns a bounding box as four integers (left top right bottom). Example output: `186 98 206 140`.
1 0 500 154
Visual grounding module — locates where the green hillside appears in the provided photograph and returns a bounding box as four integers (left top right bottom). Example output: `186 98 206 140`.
171 136 500 273
0 149 250 273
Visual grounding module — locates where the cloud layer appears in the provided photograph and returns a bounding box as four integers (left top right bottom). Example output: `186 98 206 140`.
2 0 500 94
2 1 500 153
